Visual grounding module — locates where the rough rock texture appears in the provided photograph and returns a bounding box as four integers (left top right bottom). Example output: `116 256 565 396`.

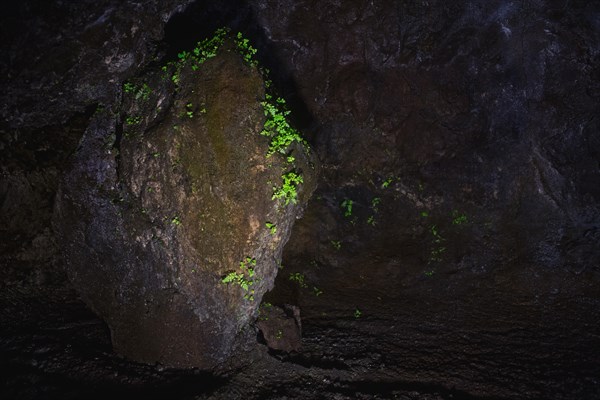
1 0 600 399
253 0 600 398
0 0 195 130
53 37 316 369
256 304 302 352
0 0 193 295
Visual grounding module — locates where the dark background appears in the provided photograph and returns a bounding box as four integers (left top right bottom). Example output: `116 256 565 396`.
1 0 599 399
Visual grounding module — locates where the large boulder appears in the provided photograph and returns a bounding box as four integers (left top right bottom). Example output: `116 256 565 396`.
53 32 317 369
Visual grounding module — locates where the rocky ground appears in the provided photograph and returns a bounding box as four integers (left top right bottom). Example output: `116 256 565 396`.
1 0 599 399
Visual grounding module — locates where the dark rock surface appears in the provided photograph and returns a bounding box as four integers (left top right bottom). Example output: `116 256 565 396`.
256 303 302 352
0 0 193 300
257 1 600 398
1 0 599 399
255 1 600 398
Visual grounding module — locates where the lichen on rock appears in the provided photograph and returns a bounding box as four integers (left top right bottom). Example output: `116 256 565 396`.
53 29 318 369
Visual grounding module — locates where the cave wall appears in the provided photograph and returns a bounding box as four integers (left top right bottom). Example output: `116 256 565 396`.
251 1 600 398
0 0 195 289
1 0 599 398
249 0 600 306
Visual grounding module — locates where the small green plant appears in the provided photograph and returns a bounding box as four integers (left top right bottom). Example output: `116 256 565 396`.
354 308 362 319
272 171 303 205
429 225 446 263
313 286 323 296
265 222 277 235
330 240 342 250
341 199 353 217
125 116 141 125
171 216 182 226
136 83 151 100
123 82 152 100
381 176 394 188
452 210 468 225
171 70 180 84
421 211 429 217
430 246 446 262
367 215 376 226
222 256 257 300
192 28 227 64
173 28 228 70
123 82 135 93
185 102 194 118
235 32 258 67
161 63 173 80
424 270 435 277
172 28 228 77
177 50 191 61
371 197 381 213
289 272 308 288
261 94 306 156
275 329 283 339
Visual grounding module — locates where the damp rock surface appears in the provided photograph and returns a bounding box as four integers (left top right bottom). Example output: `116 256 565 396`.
53 36 316 369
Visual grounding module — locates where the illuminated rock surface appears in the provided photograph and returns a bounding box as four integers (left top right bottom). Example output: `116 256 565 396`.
53 37 316 369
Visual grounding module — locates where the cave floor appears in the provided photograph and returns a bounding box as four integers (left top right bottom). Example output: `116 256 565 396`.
1 260 598 400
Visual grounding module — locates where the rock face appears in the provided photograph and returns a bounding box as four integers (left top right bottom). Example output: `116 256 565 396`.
53 35 316 369
1 0 599 398
249 1 600 398
256 304 302 352
0 0 194 297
